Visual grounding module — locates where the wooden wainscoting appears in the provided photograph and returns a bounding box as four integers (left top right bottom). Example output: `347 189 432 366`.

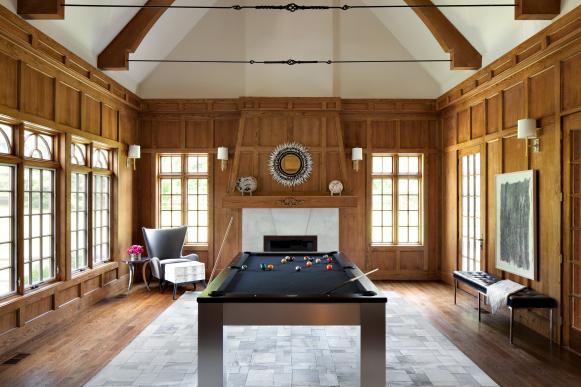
439 6 581 344
136 98 441 280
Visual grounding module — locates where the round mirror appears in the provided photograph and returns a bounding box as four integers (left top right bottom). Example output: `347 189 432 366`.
269 142 313 187
280 154 302 175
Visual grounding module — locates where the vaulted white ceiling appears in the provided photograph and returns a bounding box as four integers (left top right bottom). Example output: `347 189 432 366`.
1 0 579 98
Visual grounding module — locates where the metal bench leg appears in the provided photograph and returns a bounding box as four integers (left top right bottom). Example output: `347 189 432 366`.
172 283 177 300
478 292 481 322
509 307 514 344
454 279 457 305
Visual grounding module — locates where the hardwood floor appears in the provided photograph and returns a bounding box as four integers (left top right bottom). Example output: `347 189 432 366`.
0 281 579 386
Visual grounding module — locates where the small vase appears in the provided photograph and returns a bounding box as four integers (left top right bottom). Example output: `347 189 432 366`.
130 254 141 261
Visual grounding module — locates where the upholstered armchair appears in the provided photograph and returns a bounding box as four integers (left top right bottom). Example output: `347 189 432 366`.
142 226 199 291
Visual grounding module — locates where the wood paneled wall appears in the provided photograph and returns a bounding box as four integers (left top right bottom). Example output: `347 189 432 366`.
0 5 139 355
440 6 581 343
136 98 441 280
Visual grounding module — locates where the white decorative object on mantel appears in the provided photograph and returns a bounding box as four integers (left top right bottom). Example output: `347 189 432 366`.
236 176 258 196
328 180 344 196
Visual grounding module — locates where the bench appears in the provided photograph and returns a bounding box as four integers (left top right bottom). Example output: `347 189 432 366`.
453 271 557 344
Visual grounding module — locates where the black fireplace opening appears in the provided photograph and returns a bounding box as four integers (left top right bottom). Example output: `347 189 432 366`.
264 236 318 252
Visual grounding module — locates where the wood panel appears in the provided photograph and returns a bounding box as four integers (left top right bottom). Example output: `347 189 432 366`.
56 82 81 129
457 109 471 143
185 119 212 148
529 67 556 119
370 120 397 149
470 103 485 139
486 94 501 134
20 64 55 121
101 104 118 141
0 51 18 109
503 83 525 129
83 95 101 136
562 52 581 112
23 295 53 323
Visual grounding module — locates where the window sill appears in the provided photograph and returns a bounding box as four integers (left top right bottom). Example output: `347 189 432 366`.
371 244 425 250
184 244 209 252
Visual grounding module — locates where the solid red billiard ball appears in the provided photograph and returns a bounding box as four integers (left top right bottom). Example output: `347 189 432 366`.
306 261 313 268
326 264 333 271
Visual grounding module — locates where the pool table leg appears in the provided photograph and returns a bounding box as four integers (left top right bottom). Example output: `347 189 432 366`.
198 303 224 387
360 303 386 387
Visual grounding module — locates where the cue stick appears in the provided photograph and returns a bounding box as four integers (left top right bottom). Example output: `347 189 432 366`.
322 268 379 295
208 216 234 284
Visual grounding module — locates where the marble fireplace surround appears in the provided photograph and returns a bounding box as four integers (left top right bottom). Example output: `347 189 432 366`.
242 208 339 252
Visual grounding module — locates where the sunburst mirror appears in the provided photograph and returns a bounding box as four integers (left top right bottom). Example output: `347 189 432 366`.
269 142 313 187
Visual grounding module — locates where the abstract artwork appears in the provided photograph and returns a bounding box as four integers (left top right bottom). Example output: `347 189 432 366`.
495 170 537 280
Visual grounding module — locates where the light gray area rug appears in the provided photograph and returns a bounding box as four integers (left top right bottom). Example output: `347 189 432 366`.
86 291 497 387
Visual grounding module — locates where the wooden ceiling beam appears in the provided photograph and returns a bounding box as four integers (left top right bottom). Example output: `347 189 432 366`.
403 0 482 70
98 0 175 71
516 0 561 20
17 0 64 20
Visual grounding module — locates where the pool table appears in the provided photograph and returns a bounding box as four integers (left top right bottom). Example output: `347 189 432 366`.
197 251 387 387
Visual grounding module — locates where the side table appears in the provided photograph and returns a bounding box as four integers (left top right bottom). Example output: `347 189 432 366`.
122 258 151 292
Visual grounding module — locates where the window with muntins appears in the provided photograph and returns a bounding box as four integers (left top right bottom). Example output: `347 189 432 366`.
158 154 209 245
93 174 110 264
0 165 15 296
371 154 423 246
71 172 88 271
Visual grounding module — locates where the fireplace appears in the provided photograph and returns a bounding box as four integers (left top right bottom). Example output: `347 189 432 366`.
264 235 318 252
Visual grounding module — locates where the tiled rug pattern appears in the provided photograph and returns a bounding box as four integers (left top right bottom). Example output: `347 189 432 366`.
86 291 497 387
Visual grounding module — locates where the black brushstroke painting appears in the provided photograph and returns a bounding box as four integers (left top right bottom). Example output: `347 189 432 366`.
499 178 531 270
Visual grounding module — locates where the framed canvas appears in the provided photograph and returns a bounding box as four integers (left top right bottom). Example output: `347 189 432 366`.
495 170 537 280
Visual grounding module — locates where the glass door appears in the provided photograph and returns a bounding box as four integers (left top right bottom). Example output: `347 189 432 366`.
459 152 484 271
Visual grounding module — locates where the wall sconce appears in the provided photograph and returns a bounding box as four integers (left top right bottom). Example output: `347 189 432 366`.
352 147 363 172
127 144 141 170
217 147 229 171
517 119 540 156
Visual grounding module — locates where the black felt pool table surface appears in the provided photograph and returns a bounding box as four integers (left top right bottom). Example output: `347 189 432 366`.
220 252 365 295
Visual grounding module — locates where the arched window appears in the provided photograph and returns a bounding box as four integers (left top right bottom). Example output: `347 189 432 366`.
0 124 13 154
24 131 54 160
93 148 110 169
71 143 87 166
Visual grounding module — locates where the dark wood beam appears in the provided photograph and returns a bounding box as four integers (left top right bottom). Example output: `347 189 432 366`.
403 0 482 70
17 0 64 20
98 0 175 71
516 0 561 20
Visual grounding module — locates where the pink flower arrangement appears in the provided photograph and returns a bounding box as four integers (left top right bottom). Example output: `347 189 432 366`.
127 245 144 256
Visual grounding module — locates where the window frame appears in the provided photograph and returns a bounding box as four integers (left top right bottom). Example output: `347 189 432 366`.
370 153 424 247
157 153 210 247
89 145 113 267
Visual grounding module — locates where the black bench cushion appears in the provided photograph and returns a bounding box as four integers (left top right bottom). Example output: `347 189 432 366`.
453 271 500 294
507 288 557 309
453 271 556 309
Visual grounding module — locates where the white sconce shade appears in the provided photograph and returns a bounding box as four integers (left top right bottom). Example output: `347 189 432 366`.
217 147 229 171
217 147 229 160
126 144 141 170
517 119 537 139
352 147 363 172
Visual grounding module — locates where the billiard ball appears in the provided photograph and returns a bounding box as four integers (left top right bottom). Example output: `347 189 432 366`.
260 263 267 271
289 256 295 262
295 266 302 272
241 265 248 271
281 258 287 264
304 256 309 261
315 258 321 264
326 264 333 271
306 261 313 268
326 257 332 263
285 255 291 260
267 264 274 271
